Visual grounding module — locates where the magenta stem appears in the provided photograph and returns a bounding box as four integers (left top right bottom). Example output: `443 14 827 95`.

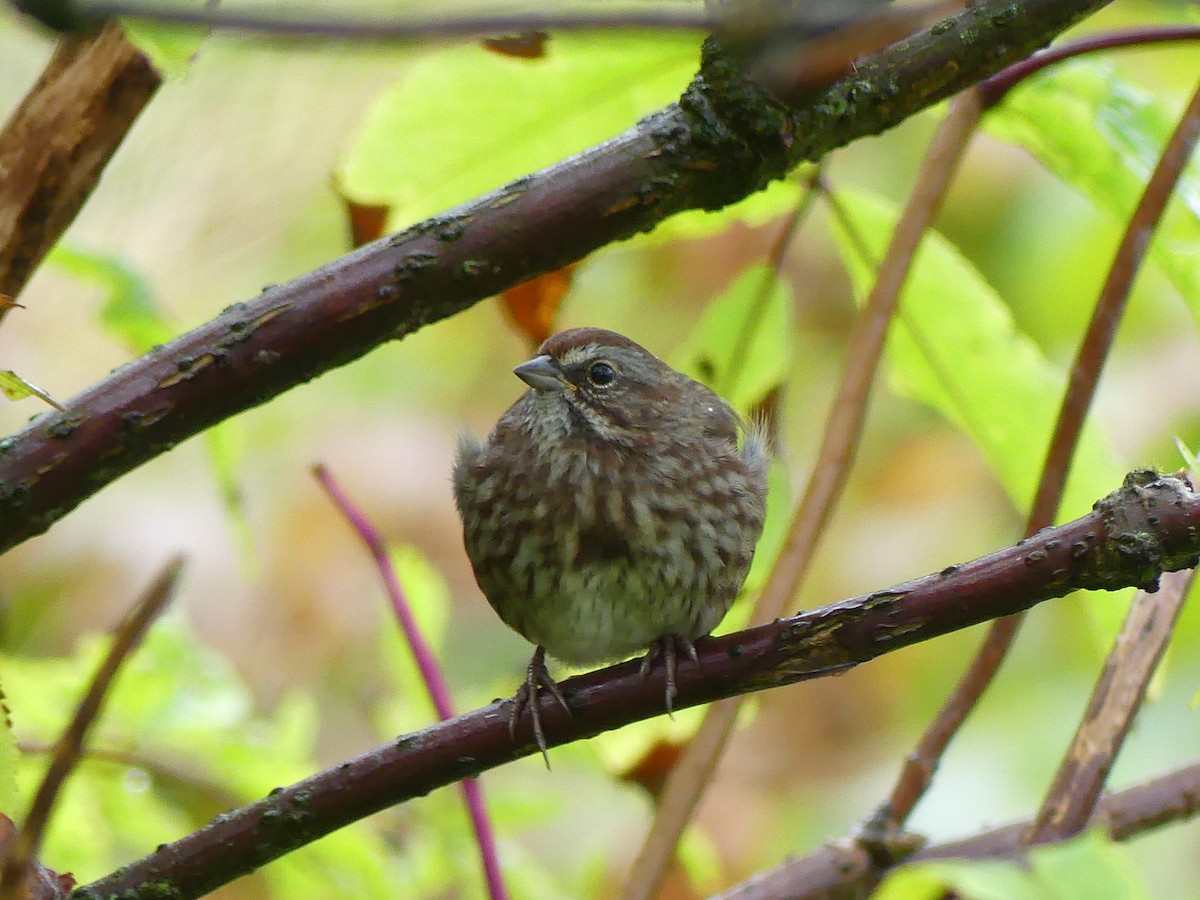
313 464 508 900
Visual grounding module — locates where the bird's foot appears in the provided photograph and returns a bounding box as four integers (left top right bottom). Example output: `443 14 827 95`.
638 635 700 717
510 646 570 768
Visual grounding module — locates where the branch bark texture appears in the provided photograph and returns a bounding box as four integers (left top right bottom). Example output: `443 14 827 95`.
75 470 1200 899
0 0 1110 554
716 759 1200 900
0 20 159 306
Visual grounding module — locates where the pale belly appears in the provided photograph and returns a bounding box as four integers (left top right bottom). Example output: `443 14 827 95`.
524 569 728 665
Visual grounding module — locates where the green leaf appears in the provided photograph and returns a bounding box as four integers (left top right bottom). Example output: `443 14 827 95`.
49 246 252 559
985 59 1200 319
878 831 1153 900
120 17 206 79
338 31 702 228
875 859 1042 900
47 246 172 352
827 187 1125 523
671 263 794 597
0 678 19 817
1029 830 1152 900
672 263 795 414
372 545 453 732
2 620 400 895
0 370 62 410
644 176 809 243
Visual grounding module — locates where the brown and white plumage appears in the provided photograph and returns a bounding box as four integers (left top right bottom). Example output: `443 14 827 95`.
453 327 768 757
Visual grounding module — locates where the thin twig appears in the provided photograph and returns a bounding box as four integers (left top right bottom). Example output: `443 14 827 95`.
1028 567 1195 844
883 71 1200 831
23 1 711 37
0 0 1113 558
619 93 983 900
715 757 1200 899
74 470 1200 900
720 170 822 401
16 741 244 812
980 25 1200 108
313 464 508 900
0 556 183 900
23 0 937 45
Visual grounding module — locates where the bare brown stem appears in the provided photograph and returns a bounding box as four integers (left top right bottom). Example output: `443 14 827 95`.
716 757 1200 899
16 741 243 812
0 0 1111 556
980 25 1200 107
0 557 183 900
72 471 1200 899
0 20 159 312
314 464 508 900
883 69 1200 833
619 92 983 900
720 170 820 400
1028 568 1194 844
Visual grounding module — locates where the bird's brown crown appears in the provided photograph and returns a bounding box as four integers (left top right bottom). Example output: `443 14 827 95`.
538 328 646 360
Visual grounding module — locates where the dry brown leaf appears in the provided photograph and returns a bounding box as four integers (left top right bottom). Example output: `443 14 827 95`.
500 265 576 348
482 31 550 60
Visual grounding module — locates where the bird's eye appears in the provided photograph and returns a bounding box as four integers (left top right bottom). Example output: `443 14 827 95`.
587 361 616 386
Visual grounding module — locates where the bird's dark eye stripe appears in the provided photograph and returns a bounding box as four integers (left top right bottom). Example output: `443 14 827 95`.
588 361 616 386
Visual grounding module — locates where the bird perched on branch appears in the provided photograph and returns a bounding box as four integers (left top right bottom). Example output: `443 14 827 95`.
453 327 768 762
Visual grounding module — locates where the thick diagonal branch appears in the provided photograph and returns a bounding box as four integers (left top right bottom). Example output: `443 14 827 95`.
0 0 1110 554
74 470 1200 900
0 20 159 307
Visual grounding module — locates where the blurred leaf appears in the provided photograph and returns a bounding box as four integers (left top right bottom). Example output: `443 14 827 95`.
618 737 683 798
48 246 172 352
643 176 809 244
372 545 452 732
677 824 723 895
338 32 702 228
49 246 252 560
4 620 399 896
482 31 550 60
341 197 392 248
0 370 62 410
878 830 1152 900
593 690 758 781
985 59 1200 320
827 187 1125 523
1029 830 1153 900
672 263 795 414
120 18 206 79
876 859 1044 900
0 684 18 817
671 263 793 601
501 266 576 349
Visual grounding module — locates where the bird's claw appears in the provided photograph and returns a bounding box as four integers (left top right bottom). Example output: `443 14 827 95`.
509 646 570 768
639 635 700 717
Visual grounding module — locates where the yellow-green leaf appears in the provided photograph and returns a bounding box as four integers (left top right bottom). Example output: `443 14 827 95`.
0 370 63 410
339 31 702 229
985 59 1200 322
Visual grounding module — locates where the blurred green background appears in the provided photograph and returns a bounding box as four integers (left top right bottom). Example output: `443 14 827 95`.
1 0 1200 897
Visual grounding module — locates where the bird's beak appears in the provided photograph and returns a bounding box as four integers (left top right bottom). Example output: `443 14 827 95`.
514 354 568 392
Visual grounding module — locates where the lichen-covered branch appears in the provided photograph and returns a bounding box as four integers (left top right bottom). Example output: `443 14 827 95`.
0 0 1111 554
75 471 1200 899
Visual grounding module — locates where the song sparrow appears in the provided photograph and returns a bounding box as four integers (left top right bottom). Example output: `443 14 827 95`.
453 327 768 760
